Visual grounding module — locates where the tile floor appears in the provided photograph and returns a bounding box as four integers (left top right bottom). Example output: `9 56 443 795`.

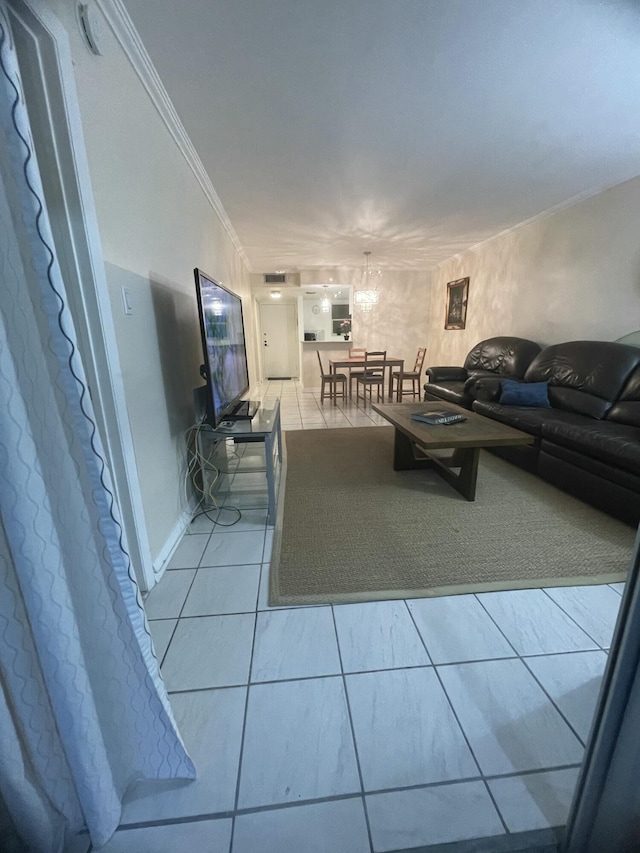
93 381 626 852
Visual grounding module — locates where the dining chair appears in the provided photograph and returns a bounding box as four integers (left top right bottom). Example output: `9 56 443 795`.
391 347 426 401
348 347 366 397
356 350 387 405
317 350 347 405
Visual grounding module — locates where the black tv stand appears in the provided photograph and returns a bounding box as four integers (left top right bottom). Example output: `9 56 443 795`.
226 400 260 421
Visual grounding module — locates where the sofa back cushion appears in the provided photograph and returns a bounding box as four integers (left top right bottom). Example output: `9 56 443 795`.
463 337 541 378
524 341 640 419
607 362 640 427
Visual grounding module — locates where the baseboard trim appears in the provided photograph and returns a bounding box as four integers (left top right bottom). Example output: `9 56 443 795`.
151 507 195 583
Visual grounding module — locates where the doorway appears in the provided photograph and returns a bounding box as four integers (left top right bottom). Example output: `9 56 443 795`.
6 0 153 590
260 301 299 379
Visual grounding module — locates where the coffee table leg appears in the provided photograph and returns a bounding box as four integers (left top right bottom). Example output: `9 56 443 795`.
392 429 479 500
393 429 434 470
437 447 479 501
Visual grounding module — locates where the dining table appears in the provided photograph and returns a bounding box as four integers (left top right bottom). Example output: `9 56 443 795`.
328 355 405 400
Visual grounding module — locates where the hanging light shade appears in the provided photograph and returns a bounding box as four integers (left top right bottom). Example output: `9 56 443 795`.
321 285 331 313
355 251 380 311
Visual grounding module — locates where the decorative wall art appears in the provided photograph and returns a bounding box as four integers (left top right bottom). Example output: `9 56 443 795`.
445 277 469 330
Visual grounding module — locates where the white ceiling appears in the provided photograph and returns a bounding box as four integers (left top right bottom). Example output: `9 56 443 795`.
123 0 640 273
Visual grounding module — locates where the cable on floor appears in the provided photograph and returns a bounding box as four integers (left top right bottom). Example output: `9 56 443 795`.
185 421 242 527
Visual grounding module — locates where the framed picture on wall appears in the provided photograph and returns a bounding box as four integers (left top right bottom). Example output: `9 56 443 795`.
445 277 469 330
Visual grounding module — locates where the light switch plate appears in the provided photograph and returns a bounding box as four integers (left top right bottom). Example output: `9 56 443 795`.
121 287 133 315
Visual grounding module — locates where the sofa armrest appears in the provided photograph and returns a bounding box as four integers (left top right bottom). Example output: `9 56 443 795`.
425 366 468 383
471 376 509 403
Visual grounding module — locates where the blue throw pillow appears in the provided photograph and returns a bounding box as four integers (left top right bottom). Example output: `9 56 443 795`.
500 379 551 408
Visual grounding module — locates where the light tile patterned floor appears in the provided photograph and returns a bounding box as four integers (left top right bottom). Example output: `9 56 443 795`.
92 380 626 852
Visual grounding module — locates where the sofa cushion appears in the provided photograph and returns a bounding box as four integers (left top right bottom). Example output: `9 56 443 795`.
425 366 468 383
472 401 585 436
500 380 551 407
464 337 541 378
465 369 502 387
424 381 470 406
538 444 640 526
524 341 640 419
540 439 640 493
541 418 640 476
607 363 640 428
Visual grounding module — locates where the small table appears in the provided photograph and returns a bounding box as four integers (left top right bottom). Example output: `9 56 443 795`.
372 401 533 500
329 355 405 399
197 400 282 524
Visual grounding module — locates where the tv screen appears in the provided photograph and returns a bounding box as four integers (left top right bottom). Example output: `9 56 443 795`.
194 269 250 428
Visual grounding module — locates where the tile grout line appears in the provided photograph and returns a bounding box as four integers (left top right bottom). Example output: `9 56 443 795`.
473 591 600 662
114 760 587 834
330 605 376 853
254 560 265 614
228 603 260 852
473 594 591 749
152 561 205 669
403 600 511 837
519 658 588 749
153 644 606 693
163 646 610 693
470 595 520 658
540 587 609 650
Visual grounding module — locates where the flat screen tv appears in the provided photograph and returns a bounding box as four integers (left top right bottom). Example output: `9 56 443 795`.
194 268 255 428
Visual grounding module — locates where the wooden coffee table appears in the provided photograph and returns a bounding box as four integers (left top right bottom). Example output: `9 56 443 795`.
372 401 533 500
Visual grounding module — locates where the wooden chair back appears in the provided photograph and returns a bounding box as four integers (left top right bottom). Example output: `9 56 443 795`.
349 347 366 359
363 350 387 377
413 347 427 374
316 349 327 377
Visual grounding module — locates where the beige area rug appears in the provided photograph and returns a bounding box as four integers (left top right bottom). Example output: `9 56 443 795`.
269 427 633 606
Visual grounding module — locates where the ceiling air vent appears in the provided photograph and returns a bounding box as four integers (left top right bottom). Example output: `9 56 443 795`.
264 273 286 284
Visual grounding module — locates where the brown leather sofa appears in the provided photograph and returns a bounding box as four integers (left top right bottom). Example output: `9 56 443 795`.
471 341 640 525
424 336 542 409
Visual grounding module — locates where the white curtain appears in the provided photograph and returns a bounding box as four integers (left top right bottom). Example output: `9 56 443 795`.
0 11 195 852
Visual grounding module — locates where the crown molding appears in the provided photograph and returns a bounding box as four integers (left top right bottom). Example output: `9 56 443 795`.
94 0 252 271
435 176 635 271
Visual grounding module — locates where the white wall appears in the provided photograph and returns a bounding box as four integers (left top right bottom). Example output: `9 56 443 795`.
47 0 255 567
427 176 640 366
353 271 431 367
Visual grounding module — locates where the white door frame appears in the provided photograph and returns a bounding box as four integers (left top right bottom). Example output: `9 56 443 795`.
8 0 154 590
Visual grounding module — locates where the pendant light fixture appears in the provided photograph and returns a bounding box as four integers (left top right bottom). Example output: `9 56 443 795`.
354 251 380 311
